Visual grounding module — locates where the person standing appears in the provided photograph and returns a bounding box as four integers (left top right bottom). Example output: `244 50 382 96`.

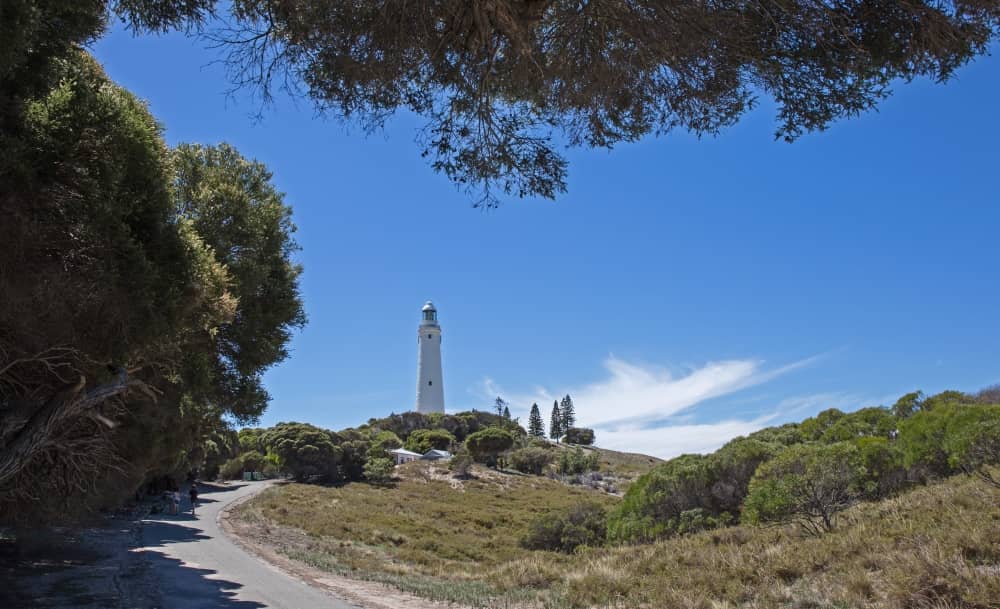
188 483 199 515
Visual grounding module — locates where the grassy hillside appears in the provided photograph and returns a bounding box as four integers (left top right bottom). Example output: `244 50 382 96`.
233 462 999 609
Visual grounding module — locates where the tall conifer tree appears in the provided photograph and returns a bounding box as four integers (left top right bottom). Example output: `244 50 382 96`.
528 403 544 437
550 401 562 440
560 395 576 431
503 405 511 420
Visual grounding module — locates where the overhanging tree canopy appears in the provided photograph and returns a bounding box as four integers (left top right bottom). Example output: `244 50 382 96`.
190 0 1000 206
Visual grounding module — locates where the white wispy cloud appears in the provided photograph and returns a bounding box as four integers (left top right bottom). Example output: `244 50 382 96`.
597 418 775 460
479 355 820 428
470 354 841 460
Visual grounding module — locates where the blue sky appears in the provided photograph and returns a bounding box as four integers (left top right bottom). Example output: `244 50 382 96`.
93 24 999 458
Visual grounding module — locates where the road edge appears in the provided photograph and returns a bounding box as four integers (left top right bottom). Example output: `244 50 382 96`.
216 483 455 609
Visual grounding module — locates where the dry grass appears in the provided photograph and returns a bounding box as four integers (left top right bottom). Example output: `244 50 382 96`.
234 464 1000 609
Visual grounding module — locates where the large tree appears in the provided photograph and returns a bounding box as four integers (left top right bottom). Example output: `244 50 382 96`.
198 0 1000 206
550 401 562 441
0 56 304 522
560 394 576 431
527 403 544 437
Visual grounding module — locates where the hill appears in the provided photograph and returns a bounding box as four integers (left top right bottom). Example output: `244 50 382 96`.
231 462 999 609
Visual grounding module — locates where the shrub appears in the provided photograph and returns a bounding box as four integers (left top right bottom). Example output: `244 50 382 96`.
219 457 245 480
854 436 909 498
509 447 554 475
449 447 474 478
820 407 897 443
563 427 596 445
363 457 395 486
744 442 865 535
465 427 515 467
261 422 343 482
557 447 599 475
405 428 455 454
521 503 608 553
240 450 266 473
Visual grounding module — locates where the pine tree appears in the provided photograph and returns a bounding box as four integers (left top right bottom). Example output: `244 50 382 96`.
494 396 507 417
502 405 511 420
528 404 544 437
550 400 562 441
560 395 576 432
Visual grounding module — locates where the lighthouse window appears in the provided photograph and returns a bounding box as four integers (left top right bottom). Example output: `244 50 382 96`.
428 380 433 386
428 334 432 339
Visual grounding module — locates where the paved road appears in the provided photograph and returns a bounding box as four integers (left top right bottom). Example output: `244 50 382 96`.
139 481 358 609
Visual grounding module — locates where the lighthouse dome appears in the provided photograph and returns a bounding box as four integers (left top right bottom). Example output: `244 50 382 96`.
422 301 436 312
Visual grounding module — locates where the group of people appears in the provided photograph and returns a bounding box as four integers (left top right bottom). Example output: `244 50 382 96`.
162 484 200 515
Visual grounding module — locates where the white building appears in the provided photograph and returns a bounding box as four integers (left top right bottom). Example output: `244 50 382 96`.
389 448 422 465
415 301 445 413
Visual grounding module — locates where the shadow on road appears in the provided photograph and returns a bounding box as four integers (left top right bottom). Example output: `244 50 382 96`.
140 520 266 609
139 521 210 547
140 547 266 609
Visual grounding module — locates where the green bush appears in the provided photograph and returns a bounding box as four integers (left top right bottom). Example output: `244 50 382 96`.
363 457 395 486
449 447 474 478
819 407 897 443
743 442 865 535
563 427 596 445
557 448 599 475
608 438 778 542
854 436 909 498
405 428 455 454
521 503 608 553
465 427 515 467
219 457 245 480
509 447 554 475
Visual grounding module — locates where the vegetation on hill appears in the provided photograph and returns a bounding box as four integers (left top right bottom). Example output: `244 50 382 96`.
231 387 1000 608
235 459 999 609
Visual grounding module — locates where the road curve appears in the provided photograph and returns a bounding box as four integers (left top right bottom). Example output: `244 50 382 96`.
138 481 359 609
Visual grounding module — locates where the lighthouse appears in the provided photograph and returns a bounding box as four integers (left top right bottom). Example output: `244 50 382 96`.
415 301 445 413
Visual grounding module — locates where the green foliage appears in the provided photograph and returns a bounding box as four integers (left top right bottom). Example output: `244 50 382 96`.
892 391 925 418
219 456 245 480
508 447 553 475
746 423 803 446
366 410 517 443
819 406 897 443
799 408 847 441
448 447 474 478
744 442 865 535
854 436 909 499
556 447 600 476
363 457 395 486
465 427 515 467
549 401 562 440
563 427 595 446
520 503 607 553
559 395 576 432
368 430 402 458
171 142 306 422
609 438 778 542
261 422 342 482
404 429 455 454
240 450 266 472
527 403 544 437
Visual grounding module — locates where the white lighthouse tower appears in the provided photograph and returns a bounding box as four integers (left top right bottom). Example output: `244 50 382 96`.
415 301 445 413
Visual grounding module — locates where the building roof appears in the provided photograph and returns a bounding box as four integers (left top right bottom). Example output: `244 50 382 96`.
422 449 452 458
389 448 422 457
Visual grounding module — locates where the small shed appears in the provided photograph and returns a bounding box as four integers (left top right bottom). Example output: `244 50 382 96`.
421 449 452 461
389 448 423 465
